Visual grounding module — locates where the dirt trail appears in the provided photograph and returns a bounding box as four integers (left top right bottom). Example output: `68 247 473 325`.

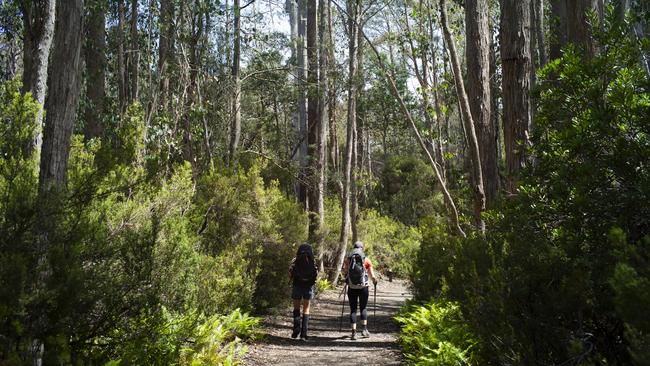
242 279 411 366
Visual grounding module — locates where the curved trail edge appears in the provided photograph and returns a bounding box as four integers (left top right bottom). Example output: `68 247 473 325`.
243 279 412 366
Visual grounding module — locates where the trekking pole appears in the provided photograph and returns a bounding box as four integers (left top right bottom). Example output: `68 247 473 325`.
339 284 347 332
373 282 377 317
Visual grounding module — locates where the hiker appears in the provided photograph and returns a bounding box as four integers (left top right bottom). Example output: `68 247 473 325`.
342 241 378 340
289 243 318 341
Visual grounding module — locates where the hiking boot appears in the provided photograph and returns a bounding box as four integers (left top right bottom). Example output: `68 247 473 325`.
351 329 357 340
291 322 301 338
300 315 310 341
362 328 370 337
291 310 301 339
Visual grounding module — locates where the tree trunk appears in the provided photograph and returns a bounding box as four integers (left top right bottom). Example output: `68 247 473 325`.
129 0 139 101
351 123 359 243
317 0 329 272
330 0 360 284
31 3 83 362
440 0 486 233
297 0 309 206
501 0 532 193
228 0 241 167
117 0 127 111
428 10 447 183
83 0 106 141
158 0 174 109
549 0 567 61
531 0 547 68
20 0 56 153
307 0 320 241
489 32 502 176
566 0 597 56
39 0 84 192
615 0 629 21
550 0 597 59
286 0 305 200
466 0 498 206
327 0 340 196
351 27 364 244
182 3 203 177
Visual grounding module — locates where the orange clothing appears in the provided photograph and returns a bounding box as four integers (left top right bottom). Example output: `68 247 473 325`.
363 258 373 271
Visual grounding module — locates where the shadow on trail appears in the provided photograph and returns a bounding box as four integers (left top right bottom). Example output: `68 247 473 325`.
259 333 398 349
243 280 411 365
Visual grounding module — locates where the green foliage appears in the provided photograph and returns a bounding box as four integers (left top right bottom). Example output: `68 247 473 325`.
357 209 421 277
396 299 480 365
0 79 39 359
315 278 333 294
411 11 650 365
321 197 343 266
193 163 308 313
0 84 294 362
94 308 260 366
373 155 443 226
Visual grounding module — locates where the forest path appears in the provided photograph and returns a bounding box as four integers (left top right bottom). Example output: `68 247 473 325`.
242 279 411 366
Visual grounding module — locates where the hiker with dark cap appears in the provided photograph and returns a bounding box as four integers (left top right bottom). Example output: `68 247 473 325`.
289 243 318 341
342 241 378 340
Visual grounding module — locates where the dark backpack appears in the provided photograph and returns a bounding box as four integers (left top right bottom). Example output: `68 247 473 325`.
347 248 368 289
293 244 317 286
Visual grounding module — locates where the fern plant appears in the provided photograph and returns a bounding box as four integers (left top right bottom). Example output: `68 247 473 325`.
395 300 480 365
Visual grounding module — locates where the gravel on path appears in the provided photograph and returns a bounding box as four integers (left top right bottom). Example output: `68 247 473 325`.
242 279 412 366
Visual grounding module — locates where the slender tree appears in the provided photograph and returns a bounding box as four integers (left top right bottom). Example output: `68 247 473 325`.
39 0 84 192
297 0 309 205
566 0 598 56
129 0 139 101
550 0 597 59
330 0 360 283
158 0 174 109
466 0 498 205
501 0 532 193
32 1 84 360
440 0 486 233
228 0 241 167
83 0 106 140
19 0 56 152
531 0 547 68
117 0 127 111
317 0 330 271
307 0 320 240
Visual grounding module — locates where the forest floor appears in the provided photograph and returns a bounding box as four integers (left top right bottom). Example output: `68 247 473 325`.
242 279 412 366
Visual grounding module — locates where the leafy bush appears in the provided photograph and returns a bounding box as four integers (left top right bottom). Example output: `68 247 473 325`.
193 164 308 313
373 155 442 226
0 86 293 363
0 79 40 362
412 11 650 365
357 209 421 277
396 299 480 365
95 307 260 366
315 278 333 294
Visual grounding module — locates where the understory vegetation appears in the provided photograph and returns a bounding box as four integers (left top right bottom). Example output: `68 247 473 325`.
0 79 418 363
2 0 649 364
404 16 650 365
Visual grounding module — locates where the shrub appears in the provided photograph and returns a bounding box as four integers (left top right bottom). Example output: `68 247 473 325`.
94 307 260 366
193 164 307 313
373 155 442 226
357 209 421 277
315 278 333 294
396 299 480 365
411 11 650 364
